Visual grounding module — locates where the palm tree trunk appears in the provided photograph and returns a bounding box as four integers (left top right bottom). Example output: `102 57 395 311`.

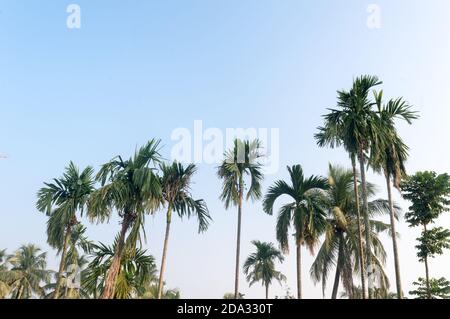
234 178 244 299
385 173 403 299
265 283 269 299
423 224 431 299
351 154 367 299
296 243 302 299
358 148 373 299
53 225 72 299
157 206 173 299
332 236 343 299
100 214 131 299
15 281 24 299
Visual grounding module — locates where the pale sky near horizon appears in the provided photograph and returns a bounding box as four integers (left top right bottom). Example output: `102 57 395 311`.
1 1 450 299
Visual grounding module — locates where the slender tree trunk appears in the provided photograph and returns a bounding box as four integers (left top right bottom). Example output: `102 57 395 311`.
53 225 72 299
332 236 343 299
358 148 373 299
351 155 367 299
265 284 269 300
423 224 431 299
100 214 131 299
15 281 24 299
296 243 302 299
234 178 244 299
385 173 403 299
157 206 173 299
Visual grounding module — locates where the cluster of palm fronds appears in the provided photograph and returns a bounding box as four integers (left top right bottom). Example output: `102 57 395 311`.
2 75 449 300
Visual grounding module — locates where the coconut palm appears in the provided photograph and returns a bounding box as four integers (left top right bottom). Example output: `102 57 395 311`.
156 162 210 299
243 240 286 299
263 164 328 299
8 244 51 299
83 239 157 299
141 281 180 299
310 164 399 298
218 139 264 299
0 249 14 298
88 140 162 299
36 162 95 299
315 75 382 298
371 91 418 298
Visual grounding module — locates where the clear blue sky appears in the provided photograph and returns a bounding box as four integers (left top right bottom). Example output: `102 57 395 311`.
1 0 449 298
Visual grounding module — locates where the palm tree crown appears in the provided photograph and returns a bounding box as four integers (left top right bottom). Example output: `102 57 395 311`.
243 240 285 299
263 164 328 298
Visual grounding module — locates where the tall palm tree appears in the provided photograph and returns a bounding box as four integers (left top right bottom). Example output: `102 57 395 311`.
8 244 51 299
263 164 328 299
371 91 418 298
243 240 286 299
88 140 162 299
156 161 210 299
218 139 264 299
36 162 94 299
310 164 399 299
83 240 157 299
315 75 382 298
316 121 367 298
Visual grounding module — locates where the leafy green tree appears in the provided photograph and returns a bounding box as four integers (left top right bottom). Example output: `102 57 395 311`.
83 240 157 299
410 277 450 299
263 164 327 299
415 227 450 263
88 140 162 298
243 240 286 299
8 244 51 299
311 165 397 299
370 91 418 298
156 162 210 299
218 139 264 299
402 171 450 298
36 162 94 299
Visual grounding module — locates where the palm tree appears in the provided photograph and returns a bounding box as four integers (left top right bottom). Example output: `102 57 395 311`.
218 139 264 299
44 254 90 299
88 140 162 299
83 240 157 299
310 164 399 298
8 244 51 299
0 249 14 298
315 75 382 298
243 240 286 299
263 164 328 299
156 162 210 299
371 91 418 298
44 224 93 299
141 281 180 299
36 162 94 299
341 286 397 299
